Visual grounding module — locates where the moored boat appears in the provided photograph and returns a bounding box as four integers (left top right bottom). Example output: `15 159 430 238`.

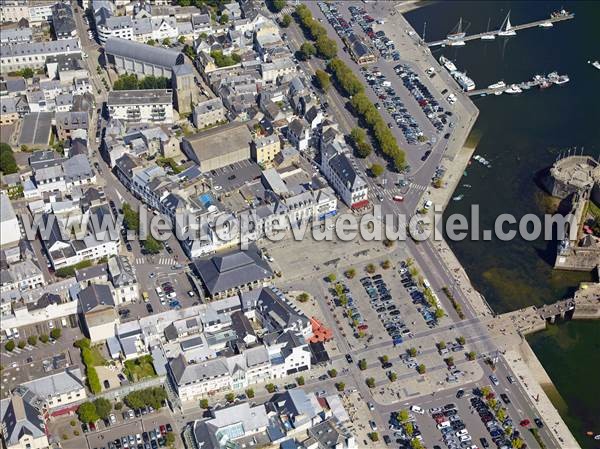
504 84 522 94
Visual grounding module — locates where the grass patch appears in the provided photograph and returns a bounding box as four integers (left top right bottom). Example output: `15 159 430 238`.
123 355 156 382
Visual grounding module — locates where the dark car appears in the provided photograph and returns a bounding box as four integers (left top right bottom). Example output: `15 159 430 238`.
103 379 110 389
421 150 432 161
383 435 391 445
126 242 133 251
146 303 154 313
345 354 354 364
500 393 511 404
480 437 489 448
166 424 173 432
534 417 544 428
455 389 465 398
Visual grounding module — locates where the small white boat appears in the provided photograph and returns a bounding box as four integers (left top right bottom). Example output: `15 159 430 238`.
488 81 506 89
591 60 600 70
449 40 466 46
505 84 522 94
539 21 553 27
452 194 464 201
481 34 496 40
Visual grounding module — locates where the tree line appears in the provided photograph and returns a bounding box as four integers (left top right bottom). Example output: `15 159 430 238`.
113 74 170 91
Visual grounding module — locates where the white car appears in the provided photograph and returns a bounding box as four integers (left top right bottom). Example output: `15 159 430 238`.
368 402 375 411
459 435 472 443
456 429 469 437
489 375 500 386
369 421 377 431
437 421 451 429
409 405 425 415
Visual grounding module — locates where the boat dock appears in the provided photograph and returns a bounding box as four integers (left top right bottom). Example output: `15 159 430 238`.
465 71 569 96
426 11 574 47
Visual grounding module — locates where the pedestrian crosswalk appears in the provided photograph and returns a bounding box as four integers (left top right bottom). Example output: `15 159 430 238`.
273 6 295 19
134 257 178 266
368 183 429 203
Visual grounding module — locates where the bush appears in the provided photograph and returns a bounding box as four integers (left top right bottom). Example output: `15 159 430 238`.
368 432 379 442
0 143 18 174
365 263 376 274
359 359 367 370
344 268 356 279
270 0 286 12
457 336 466 345
326 273 336 283
4 340 15 352
114 402 123 410
408 347 417 357
39 334 49 343
50 328 62 339
296 293 310 303
225 392 235 403
417 364 426 374
87 367 101 394
265 383 276 393
17 340 26 349
70 420 76 427
467 351 476 361
27 335 37 346
381 260 391 269
366 377 375 388
200 399 209 409
245 388 255 399
296 376 305 386
328 369 337 378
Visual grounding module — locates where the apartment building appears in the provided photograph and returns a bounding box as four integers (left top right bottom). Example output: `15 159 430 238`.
107 89 174 124
192 97 226 129
0 39 81 73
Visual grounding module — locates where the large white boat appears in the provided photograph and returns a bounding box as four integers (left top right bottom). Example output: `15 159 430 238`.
504 84 522 94
592 61 600 70
439 56 458 72
498 11 517 36
488 81 506 89
452 71 476 91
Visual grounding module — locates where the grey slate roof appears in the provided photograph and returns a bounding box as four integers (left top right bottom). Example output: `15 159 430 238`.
0 38 80 58
191 244 272 296
20 368 84 400
105 37 183 69
79 284 115 313
1 394 45 446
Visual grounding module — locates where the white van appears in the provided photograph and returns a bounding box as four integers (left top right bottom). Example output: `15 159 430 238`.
12 328 20 339
5 328 13 339
155 287 164 297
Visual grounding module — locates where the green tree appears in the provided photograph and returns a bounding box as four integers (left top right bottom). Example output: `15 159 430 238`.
218 13 229 24
366 377 375 388
457 336 466 345
143 235 162 254
245 388 255 399
380 355 389 364
437 341 446 350
408 347 417 357
389 372 398 382
265 383 276 393
315 35 337 59
299 42 316 60
466 351 477 361
326 273 336 283
370 163 384 177
162 38 171 46
200 399 209 409
211 50 240 67
405 422 414 436
411 438 424 449
296 292 309 303
398 409 410 422
147 39 156 46
50 328 62 340
178 36 186 44
17 340 26 349
74 337 91 349
335 382 345 391
27 335 37 346
381 259 391 269
344 268 356 279
295 376 305 386
4 340 15 352
93 398 112 420
359 359 367 370
366 263 376 274
39 334 49 343
328 369 337 378
114 402 123 410
270 0 286 12
368 432 379 442
165 432 176 448
77 402 98 423
435 308 445 319
280 14 292 28
0 143 18 174
314 69 330 91
225 392 235 403
417 364 426 374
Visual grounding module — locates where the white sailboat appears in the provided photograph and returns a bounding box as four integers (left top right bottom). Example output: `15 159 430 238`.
447 17 466 40
481 17 496 40
498 11 517 36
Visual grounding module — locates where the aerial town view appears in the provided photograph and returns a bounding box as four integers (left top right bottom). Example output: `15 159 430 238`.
0 1 598 449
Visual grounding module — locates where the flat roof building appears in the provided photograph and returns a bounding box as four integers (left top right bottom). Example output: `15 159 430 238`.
107 89 174 124
182 122 252 173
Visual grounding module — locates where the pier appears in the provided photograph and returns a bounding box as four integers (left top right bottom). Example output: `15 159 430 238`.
426 11 574 47
463 71 570 97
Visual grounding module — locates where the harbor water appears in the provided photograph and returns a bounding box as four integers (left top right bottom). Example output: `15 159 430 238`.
404 1 600 447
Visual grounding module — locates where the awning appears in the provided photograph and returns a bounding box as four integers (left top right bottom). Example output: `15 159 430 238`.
351 199 370 210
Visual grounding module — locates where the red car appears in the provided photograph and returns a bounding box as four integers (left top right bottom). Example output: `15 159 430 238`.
520 419 531 427
160 424 167 435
